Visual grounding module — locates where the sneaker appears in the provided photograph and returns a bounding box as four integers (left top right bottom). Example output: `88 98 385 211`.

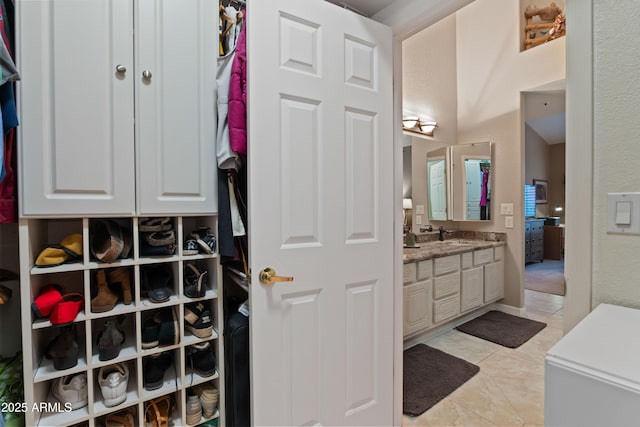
143 352 173 391
193 383 219 418
185 390 202 425
186 342 216 377
184 303 213 339
51 373 88 410
98 363 129 407
190 228 216 254
183 238 199 256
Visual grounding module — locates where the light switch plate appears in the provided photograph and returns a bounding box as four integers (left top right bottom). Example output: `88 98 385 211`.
607 193 640 234
501 203 514 215
505 216 514 229
415 215 422 225
415 205 425 215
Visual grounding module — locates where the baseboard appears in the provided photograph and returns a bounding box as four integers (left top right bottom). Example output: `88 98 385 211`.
493 302 526 317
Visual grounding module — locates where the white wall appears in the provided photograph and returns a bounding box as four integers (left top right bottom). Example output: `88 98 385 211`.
591 2 640 309
455 0 566 307
403 14 458 231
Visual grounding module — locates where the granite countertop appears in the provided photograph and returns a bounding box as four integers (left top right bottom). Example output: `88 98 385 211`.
403 231 506 263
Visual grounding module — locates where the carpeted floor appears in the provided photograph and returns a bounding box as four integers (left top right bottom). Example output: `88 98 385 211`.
525 259 565 295
403 344 480 417
456 310 547 348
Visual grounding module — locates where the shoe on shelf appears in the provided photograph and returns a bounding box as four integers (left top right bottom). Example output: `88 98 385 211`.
98 363 129 408
51 373 88 410
91 220 124 263
31 284 63 318
184 302 213 339
144 395 175 427
190 228 216 254
34 233 83 267
154 307 180 346
183 263 207 299
192 383 219 419
183 238 199 256
139 217 173 232
141 317 161 350
109 267 132 305
186 341 216 378
91 269 119 313
141 264 173 303
105 409 135 427
143 352 173 391
185 390 202 425
49 293 84 326
44 324 79 370
97 317 126 361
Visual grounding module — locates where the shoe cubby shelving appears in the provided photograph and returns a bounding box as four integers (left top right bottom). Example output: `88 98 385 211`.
19 216 224 427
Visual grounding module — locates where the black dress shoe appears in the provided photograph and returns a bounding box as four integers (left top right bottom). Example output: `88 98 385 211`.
143 352 173 390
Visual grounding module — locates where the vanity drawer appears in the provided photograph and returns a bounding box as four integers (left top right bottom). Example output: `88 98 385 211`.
474 248 494 266
433 271 460 299
494 245 504 261
434 254 460 276
461 252 473 269
403 263 416 285
417 259 433 281
433 293 461 324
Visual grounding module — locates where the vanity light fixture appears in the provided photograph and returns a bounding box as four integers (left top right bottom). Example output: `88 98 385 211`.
402 116 438 137
554 204 563 212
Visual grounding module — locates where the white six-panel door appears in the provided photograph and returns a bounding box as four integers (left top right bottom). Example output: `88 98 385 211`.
248 1 394 425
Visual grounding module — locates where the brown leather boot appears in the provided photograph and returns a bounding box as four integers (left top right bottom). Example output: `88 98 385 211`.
108 267 132 305
91 270 119 313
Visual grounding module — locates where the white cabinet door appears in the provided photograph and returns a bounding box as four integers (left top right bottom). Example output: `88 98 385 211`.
484 260 504 302
19 0 135 216
135 0 217 215
461 266 483 312
248 1 393 425
404 281 433 337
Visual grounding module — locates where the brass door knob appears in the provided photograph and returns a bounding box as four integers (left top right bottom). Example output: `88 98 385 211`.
259 267 294 285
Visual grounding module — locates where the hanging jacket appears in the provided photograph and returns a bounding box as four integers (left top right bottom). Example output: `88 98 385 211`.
228 13 247 155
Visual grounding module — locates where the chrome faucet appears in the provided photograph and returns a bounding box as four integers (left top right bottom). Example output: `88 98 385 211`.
438 225 452 241
419 225 433 233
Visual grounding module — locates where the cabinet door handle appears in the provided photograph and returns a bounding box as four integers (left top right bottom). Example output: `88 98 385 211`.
115 64 127 74
142 70 152 80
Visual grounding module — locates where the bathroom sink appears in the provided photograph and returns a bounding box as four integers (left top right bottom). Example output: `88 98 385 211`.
441 239 475 246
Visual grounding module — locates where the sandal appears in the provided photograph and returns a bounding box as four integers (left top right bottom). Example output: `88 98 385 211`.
35 233 83 267
105 408 136 427
143 230 176 247
190 228 216 254
139 217 173 232
144 395 175 427
183 263 207 298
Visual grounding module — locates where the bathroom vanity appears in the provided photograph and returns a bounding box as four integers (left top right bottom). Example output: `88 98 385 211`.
402 235 505 338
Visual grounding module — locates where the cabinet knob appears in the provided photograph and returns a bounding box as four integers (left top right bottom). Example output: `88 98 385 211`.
142 70 152 80
115 64 127 74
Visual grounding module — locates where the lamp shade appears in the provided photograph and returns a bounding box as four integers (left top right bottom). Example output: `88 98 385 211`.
403 198 413 209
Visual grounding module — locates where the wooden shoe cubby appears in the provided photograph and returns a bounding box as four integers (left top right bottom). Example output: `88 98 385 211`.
19 216 224 427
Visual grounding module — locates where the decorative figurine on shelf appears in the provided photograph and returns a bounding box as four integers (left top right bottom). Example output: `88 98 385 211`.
548 14 566 41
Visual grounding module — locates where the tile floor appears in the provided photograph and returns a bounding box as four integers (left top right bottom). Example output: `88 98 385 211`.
403 289 565 427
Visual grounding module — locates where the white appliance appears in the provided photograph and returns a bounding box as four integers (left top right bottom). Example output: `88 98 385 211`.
545 303 640 427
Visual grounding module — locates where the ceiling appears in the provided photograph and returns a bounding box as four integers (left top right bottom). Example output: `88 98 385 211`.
324 0 395 17
524 91 566 145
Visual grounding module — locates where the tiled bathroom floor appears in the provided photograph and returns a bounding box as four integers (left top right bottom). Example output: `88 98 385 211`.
403 290 565 427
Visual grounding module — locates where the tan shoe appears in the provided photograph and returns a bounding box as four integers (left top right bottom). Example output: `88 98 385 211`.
109 267 132 305
91 270 119 313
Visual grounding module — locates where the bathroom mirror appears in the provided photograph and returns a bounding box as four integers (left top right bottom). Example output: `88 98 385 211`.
451 142 492 221
426 147 450 220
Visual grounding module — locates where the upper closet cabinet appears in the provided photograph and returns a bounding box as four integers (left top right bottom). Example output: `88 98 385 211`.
18 0 218 217
135 0 217 215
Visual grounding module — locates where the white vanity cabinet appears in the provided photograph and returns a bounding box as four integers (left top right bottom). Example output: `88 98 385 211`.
18 0 217 217
403 243 505 339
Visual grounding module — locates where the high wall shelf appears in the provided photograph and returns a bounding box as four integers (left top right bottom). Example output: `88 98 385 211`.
19 216 224 427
